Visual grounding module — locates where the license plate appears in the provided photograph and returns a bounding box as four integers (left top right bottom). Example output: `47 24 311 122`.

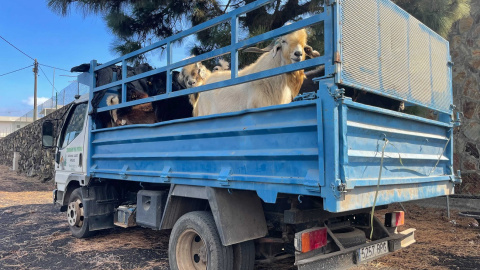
357 241 389 262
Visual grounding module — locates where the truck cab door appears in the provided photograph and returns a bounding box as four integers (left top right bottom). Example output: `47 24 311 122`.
55 102 88 191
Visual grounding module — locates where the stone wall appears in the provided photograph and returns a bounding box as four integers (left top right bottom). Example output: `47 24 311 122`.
450 1 480 195
0 105 70 181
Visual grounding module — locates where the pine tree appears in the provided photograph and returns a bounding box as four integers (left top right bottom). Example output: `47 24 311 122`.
393 0 470 38
48 0 470 63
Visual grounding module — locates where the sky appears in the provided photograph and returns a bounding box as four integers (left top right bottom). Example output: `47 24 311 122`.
0 0 115 117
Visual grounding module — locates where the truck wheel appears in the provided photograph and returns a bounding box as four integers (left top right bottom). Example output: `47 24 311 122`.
67 188 94 238
233 240 255 270
332 227 366 248
169 211 233 270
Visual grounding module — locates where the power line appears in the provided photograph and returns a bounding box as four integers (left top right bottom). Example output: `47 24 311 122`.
39 65 59 92
0 36 71 72
0 35 35 61
0 65 33 77
39 63 70 72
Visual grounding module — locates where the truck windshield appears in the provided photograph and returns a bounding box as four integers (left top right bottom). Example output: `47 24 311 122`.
60 103 87 149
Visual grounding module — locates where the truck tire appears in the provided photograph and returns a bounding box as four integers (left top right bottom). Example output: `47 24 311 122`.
233 240 255 270
332 227 366 248
67 188 94 238
169 211 234 270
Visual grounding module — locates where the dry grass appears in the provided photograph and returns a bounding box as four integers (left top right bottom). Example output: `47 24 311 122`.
1 166 479 269
0 191 51 208
356 204 480 270
67 229 167 254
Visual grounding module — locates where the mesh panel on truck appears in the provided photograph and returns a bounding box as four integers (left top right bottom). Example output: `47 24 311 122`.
339 0 452 113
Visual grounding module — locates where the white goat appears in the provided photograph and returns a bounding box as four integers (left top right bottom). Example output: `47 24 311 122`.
177 61 211 109
194 28 319 117
178 62 211 88
213 59 229 72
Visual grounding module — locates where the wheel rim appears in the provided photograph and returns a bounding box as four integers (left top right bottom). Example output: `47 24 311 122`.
67 199 84 227
176 229 207 270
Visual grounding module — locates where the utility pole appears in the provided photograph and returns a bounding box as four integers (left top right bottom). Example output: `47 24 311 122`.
33 59 38 122
52 67 55 109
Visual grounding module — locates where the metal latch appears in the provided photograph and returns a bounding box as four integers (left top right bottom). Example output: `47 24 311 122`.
218 167 231 186
304 170 321 192
451 170 462 184
328 88 345 101
293 92 317 102
120 165 129 179
331 180 347 199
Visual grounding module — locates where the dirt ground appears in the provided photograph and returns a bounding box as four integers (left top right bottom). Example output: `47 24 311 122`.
0 165 479 270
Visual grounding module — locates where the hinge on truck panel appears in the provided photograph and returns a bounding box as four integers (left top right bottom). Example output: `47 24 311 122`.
328 88 345 101
331 181 347 199
451 170 462 184
218 167 231 186
304 170 321 192
120 165 129 179
161 166 172 183
326 0 337 6
334 51 341 63
90 165 97 177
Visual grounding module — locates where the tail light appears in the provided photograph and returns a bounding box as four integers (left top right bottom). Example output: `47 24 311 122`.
385 211 405 227
294 227 328 253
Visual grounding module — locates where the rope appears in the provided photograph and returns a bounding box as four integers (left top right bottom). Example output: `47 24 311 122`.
370 138 389 240
428 132 452 176
368 130 451 239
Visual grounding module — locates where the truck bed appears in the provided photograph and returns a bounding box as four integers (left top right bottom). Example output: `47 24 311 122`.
89 88 456 213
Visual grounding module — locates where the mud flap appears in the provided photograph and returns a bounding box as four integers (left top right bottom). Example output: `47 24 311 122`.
81 185 118 231
206 187 268 246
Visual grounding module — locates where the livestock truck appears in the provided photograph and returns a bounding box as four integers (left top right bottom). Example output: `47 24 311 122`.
42 0 461 269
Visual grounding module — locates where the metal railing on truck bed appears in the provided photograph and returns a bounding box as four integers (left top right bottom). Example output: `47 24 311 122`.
84 0 460 213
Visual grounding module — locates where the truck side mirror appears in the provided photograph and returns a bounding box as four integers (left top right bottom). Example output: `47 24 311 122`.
42 121 55 148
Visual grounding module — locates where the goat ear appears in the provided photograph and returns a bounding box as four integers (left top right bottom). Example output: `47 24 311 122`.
199 66 207 79
304 45 321 58
219 59 229 70
272 40 281 58
177 70 185 87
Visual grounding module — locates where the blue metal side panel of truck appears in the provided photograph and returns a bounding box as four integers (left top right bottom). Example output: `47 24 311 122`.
332 99 454 212
90 100 324 203
87 0 457 213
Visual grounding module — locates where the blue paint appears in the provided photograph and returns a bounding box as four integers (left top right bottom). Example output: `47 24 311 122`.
84 0 455 213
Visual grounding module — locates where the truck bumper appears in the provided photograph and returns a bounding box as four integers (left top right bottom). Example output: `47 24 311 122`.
296 228 416 270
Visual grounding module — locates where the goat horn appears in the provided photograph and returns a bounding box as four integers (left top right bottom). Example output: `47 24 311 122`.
243 47 270 53
243 39 277 53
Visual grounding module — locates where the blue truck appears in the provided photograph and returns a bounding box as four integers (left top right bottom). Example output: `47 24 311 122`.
42 0 461 269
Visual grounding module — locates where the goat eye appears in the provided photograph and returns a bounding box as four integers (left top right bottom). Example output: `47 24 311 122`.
281 40 286 44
